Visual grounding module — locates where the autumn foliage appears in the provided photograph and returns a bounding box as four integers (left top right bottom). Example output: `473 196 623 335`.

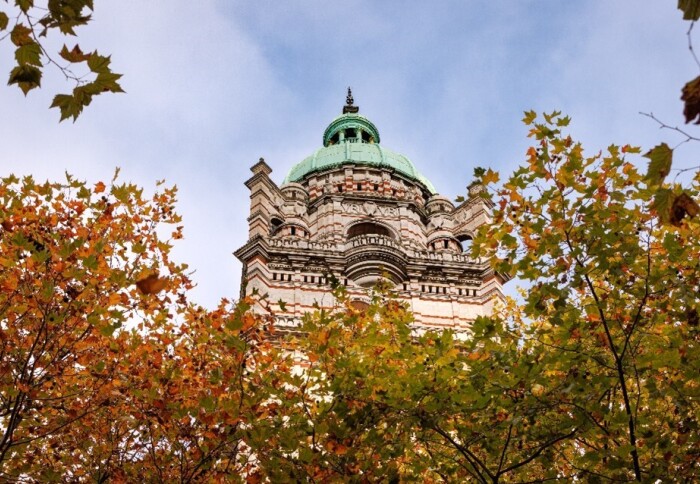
0 173 285 480
2 112 700 481
472 112 700 481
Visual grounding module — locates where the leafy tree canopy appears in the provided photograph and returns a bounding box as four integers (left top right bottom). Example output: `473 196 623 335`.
0 173 288 480
2 111 699 480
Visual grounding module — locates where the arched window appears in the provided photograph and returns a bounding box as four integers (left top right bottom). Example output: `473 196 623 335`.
347 222 393 239
457 234 473 253
270 217 283 235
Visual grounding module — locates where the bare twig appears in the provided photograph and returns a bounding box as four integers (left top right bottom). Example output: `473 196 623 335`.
639 112 700 180
688 22 700 72
640 111 700 146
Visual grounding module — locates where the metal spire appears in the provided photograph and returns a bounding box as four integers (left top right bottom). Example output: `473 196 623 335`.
343 87 359 114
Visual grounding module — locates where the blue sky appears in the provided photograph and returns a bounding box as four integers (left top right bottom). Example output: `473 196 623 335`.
0 1 696 308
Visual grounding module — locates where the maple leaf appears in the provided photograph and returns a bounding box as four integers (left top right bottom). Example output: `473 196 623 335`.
59 44 92 63
644 143 673 185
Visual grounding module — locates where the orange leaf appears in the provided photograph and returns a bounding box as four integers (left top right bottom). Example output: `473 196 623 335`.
135 274 167 294
241 313 256 331
94 181 106 193
318 329 330 345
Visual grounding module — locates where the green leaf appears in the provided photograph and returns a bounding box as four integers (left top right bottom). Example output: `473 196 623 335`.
94 72 124 93
8 65 42 95
87 52 111 73
76 185 90 198
0 12 9 31
98 322 117 337
50 93 81 121
679 0 700 20
15 43 43 67
522 110 537 125
643 143 673 185
200 396 216 412
83 254 98 270
652 188 674 223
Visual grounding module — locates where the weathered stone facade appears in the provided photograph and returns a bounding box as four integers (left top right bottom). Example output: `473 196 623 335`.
235 95 506 330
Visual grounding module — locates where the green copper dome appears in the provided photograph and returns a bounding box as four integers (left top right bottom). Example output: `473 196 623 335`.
284 142 436 193
283 91 436 193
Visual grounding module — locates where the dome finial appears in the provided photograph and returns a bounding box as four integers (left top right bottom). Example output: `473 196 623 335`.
343 87 359 114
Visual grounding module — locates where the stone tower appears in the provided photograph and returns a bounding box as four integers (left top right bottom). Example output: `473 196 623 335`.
234 91 506 330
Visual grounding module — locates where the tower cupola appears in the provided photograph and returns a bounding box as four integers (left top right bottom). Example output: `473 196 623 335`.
323 88 381 147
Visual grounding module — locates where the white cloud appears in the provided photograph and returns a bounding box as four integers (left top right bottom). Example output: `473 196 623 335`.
0 0 694 306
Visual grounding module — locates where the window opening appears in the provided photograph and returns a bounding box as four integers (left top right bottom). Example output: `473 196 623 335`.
347 222 392 239
457 235 473 253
